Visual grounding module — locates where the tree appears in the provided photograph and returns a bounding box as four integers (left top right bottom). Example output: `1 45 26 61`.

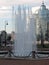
45 30 48 41
6 35 12 44
1 30 7 46
40 28 44 47
36 34 41 41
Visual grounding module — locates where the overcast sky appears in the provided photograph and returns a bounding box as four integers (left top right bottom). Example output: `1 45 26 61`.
0 0 49 33
0 0 48 6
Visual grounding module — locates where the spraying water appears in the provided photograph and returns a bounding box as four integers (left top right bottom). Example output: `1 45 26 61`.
13 6 37 57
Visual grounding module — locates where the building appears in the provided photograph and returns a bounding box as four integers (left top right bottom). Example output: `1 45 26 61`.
35 2 49 40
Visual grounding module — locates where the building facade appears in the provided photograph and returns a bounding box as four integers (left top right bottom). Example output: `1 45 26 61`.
35 2 49 40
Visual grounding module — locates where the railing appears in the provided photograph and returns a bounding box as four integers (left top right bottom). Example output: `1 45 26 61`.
28 51 49 58
0 45 14 57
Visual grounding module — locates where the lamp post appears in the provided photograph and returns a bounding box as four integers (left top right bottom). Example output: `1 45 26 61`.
5 20 8 46
5 21 8 32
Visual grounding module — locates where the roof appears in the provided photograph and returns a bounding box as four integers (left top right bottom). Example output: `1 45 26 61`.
38 2 49 18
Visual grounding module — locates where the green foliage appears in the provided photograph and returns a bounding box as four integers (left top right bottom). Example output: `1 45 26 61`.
36 34 41 41
37 44 49 48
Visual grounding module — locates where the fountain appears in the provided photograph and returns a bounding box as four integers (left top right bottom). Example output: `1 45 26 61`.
13 6 37 57
13 17 37 57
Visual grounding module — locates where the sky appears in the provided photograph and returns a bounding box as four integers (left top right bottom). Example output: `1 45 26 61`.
0 0 48 6
0 0 49 33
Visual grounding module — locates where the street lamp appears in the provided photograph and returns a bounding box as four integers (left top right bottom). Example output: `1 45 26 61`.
5 21 8 32
5 20 8 46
